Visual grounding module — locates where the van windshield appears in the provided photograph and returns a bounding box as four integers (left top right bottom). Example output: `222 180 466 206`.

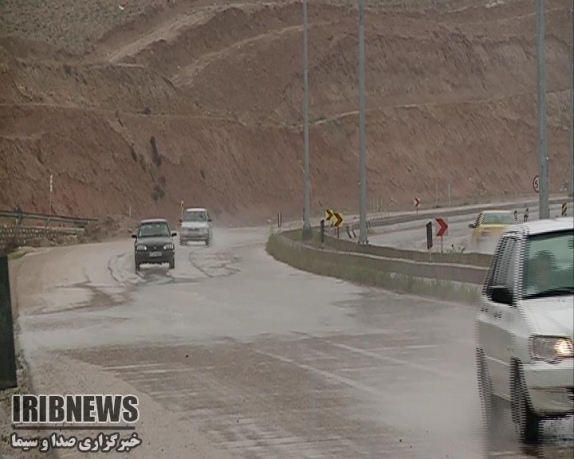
522 230 574 299
183 211 207 222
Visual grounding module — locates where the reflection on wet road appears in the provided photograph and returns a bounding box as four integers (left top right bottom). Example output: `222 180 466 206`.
12 226 574 458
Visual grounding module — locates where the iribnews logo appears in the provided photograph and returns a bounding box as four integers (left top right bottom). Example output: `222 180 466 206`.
12 394 139 426
11 395 142 454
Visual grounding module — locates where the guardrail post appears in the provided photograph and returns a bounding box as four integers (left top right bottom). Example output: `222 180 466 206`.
320 219 325 249
0 255 18 390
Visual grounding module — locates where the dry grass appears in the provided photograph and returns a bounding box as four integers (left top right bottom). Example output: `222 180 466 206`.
266 232 481 304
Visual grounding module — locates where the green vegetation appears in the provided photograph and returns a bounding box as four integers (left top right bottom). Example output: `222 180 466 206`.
7 250 26 260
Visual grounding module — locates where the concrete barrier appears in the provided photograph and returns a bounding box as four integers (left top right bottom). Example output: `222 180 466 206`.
271 231 488 286
282 228 493 268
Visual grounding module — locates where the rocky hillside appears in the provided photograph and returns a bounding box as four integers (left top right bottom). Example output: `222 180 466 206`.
0 0 571 225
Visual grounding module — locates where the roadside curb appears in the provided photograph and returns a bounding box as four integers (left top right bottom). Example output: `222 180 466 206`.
266 231 483 305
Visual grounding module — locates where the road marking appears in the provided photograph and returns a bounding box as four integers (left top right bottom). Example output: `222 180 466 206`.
103 363 165 370
369 344 438 351
326 341 464 381
253 348 396 400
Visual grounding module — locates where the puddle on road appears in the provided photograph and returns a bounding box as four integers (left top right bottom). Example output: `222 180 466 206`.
135 269 199 286
186 250 241 279
27 281 127 316
107 246 242 289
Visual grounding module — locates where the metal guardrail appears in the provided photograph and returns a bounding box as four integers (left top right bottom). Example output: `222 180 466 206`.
0 210 97 228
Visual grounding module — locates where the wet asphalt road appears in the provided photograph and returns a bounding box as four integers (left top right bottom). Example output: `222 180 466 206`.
367 203 572 254
11 225 574 458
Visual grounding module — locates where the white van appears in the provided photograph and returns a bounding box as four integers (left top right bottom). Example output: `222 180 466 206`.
179 208 212 246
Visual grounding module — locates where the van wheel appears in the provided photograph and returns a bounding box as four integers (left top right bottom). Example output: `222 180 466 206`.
476 349 502 436
512 363 541 444
135 261 140 272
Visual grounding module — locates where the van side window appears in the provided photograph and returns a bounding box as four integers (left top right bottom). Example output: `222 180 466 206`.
500 238 518 291
484 238 509 297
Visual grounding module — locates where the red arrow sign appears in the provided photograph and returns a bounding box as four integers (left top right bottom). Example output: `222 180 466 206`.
414 198 420 208
333 212 343 227
436 217 448 237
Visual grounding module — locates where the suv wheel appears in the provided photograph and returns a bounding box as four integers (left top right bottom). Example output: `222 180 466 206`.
135 261 140 272
511 363 541 444
476 349 502 436
169 258 175 269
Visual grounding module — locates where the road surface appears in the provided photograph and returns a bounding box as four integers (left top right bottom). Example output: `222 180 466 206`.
367 203 571 254
4 224 573 458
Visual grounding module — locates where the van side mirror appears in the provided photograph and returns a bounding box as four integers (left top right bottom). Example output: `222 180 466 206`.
131 234 137 239
469 223 476 229
208 217 212 222
490 285 514 305
171 232 177 237
178 219 182 223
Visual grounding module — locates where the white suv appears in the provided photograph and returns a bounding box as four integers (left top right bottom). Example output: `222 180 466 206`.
476 217 574 444
179 208 212 246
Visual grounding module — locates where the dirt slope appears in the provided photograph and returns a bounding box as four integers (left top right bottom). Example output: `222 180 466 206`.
0 0 572 225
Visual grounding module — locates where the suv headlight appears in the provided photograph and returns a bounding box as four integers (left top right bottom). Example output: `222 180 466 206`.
163 243 174 250
529 336 574 364
136 244 147 251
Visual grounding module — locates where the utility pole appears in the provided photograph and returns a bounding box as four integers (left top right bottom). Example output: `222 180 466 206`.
49 174 53 218
302 0 312 240
536 0 549 218
358 0 368 245
569 2 574 197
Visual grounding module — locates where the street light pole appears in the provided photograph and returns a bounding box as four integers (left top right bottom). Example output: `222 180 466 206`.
358 0 368 244
536 0 549 218
302 0 312 239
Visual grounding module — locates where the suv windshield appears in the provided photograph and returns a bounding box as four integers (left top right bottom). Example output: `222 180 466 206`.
138 222 171 238
482 212 514 225
183 211 207 222
522 230 574 299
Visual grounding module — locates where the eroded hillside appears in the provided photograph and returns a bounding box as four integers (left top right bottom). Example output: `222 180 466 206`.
0 0 571 224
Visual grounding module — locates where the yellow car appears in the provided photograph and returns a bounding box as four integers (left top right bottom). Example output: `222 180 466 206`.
468 210 516 251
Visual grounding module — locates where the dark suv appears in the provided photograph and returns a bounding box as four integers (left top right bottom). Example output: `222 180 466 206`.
132 219 177 271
